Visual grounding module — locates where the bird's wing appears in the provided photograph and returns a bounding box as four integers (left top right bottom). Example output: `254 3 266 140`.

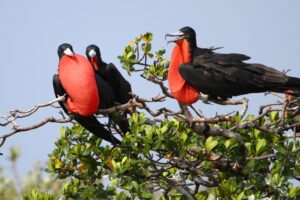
94 73 116 109
52 74 69 113
179 52 288 99
106 63 132 104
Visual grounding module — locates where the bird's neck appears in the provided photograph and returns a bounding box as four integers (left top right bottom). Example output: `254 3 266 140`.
168 40 192 93
91 56 106 71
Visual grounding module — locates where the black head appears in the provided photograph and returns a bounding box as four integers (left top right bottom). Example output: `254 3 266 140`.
86 44 101 61
179 26 196 43
165 26 197 49
57 43 74 59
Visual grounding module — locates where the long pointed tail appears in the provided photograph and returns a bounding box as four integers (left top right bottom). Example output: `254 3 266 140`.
74 115 121 145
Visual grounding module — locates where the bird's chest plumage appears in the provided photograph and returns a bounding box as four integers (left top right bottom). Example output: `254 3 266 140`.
168 40 199 104
59 54 99 116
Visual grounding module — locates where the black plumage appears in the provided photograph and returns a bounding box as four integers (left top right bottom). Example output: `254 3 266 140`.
53 43 120 144
86 44 132 134
168 27 300 101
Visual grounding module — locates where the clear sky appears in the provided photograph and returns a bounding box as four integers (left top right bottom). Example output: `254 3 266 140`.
0 0 300 180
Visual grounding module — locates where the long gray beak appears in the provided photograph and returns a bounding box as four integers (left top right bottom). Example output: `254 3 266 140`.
165 31 185 44
64 48 74 56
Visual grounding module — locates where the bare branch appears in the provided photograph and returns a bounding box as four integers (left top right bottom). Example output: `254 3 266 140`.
0 117 72 148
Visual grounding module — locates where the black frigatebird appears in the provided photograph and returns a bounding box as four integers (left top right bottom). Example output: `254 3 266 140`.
53 43 120 144
86 44 132 134
165 26 300 105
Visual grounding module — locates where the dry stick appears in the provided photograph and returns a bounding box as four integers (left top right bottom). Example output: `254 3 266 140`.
0 117 72 147
9 95 66 119
96 99 144 115
247 148 300 161
259 102 283 114
0 91 175 150
211 98 249 119
0 95 66 127
141 74 173 98
193 115 232 123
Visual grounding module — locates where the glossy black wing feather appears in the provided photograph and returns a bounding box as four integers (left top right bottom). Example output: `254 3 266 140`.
53 74 68 114
179 50 291 99
94 73 115 109
106 63 132 104
106 63 131 134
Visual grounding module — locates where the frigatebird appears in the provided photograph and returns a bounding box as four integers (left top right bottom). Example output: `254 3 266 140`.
53 43 120 144
166 26 300 105
86 44 132 134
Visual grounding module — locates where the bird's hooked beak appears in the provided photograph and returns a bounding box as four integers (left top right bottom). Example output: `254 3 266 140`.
64 48 74 57
88 49 96 58
165 31 185 44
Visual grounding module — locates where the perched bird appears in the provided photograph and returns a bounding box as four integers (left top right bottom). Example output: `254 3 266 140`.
165 26 300 105
53 43 120 144
86 44 132 134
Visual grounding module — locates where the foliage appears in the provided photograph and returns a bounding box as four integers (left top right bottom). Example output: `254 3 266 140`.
0 147 65 200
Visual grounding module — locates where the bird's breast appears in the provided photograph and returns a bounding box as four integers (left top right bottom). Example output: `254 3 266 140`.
168 40 199 104
59 54 99 116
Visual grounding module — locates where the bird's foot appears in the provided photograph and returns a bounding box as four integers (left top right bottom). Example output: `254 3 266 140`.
197 93 211 104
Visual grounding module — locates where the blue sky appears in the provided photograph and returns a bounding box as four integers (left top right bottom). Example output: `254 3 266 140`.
0 0 300 180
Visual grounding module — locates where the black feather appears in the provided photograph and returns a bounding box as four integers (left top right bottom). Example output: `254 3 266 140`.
176 27 300 100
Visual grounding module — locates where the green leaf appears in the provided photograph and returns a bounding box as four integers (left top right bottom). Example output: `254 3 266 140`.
141 192 153 199
179 131 188 143
148 65 155 74
269 111 279 122
195 191 208 200
205 136 218 152
246 114 254 121
224 138 238 150
147 52 154 58
220 178 236 194
126 51 133 59
131 181 140 193
233 112 241 123
256 139 266 154
265 173 272 185
253 129 261 138
275 144 288 155
60 126 67 138
236 191 245 200
273 173 281 185
292 115 300 122
121 156 128 165
243 160 256 174
142 43 152 53
288 186 300 198
271 161 284 174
